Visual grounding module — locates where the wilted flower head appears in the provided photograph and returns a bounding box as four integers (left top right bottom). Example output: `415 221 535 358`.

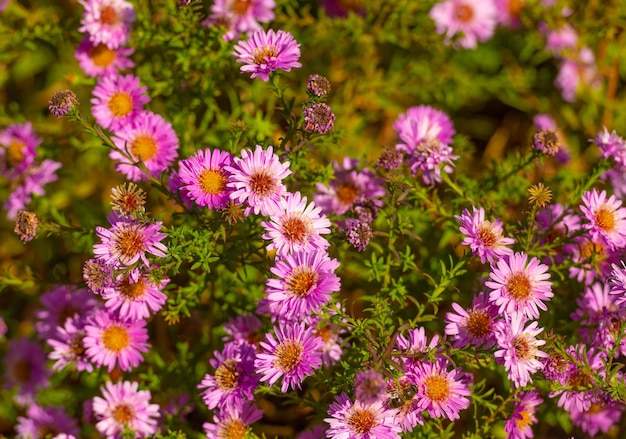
83 258 115 295
111 182 146 217
49 90 78 118
303 103 335 134
233 29 302 81
14 210 39 242
528 183 552 207
345 218 373 252
307 74 331 98
533 130 560 155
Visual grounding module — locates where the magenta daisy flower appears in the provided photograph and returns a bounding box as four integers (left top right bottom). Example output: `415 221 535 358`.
595 127 626 169
494 313 548 388
429 0 498 49
255 321 323 392
35 285 100 340
395 326 441 372
91 74 149 131
233 29 302 81
0 122 40 178
178 148 234 209
445 291 500 349
570 395 624 437
79 0 136 49
93 213 167 268
413 359 471 421
4 159 62 220
261 191 331 257
92 380 160 438
204 0 275 41
609 262 626 306
580 188 626 250
198 341 259 410
324 392 401 439
84 310 150 372
222 313 264 346
226 144 291 216
47 316 93 372
4 337 51 405
15 405 79 439
456 206 515 264
75 36 135 77
103 268 169 321
265 248 340 319
485 252 553 320
203 399 263 439
314 157 386 216
504 391 542 439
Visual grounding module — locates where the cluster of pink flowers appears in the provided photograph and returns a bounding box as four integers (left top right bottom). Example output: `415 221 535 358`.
202 0 275 42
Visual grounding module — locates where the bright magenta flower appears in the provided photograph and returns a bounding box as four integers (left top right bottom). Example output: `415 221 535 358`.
233 29 301 81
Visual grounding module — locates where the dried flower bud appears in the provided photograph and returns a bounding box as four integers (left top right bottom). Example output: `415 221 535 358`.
528 182 552 208
14 210 39 242
303 103 335 134
533 130 560 156
345 218 373 252
221 200 246 225
82 258 114 295
306 74 331 98
353 198 378 224
376 148 404 170
111 182 146 217
49 90 78 118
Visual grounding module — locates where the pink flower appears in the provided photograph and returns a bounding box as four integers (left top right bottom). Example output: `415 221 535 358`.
324 393 401 439
177 148 234 209
445 291 499 349
47 317 94 372
15 405 79 439
75 36 134 77
0 122 40 177
456 206 515 264
203 0 275 41
102 268 169 321
580 188 626 250
413 359 471 421
504 391 542 439
4 337 51 405
429 0 498 49
91 74 149 131
203 399 263 438
233 29 302 81
79 0 136 49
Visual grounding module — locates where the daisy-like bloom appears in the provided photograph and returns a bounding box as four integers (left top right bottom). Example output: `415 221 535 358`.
494 0 524 28
569 394 624 437
345 218 373 252
78 0 136 49
313 313 348 368
255 321 323 392
0 122 40 177
4 159 62 220
49 90 78 118
75 37 134 77
445 291 500 349
233 29 302 82
35 285 99 340
198 341 259 410
303 103 335 134
580 188 626 250
203 400 263 439
4 337 51 405
14 209 39 242
533 114 570 164
93 380 160 438
84 310 150 372
226 145 291 216
203 0 275 41
566 235 618 285
395 326 441 372
265 248 341 319
555 48 599 103
413 359 471 421
47 316 93 372
456 206 515 264
15 405 79 439
595 127 626 169
324 392 401 439
494 313 548 388
83 258 115 295
354 369 386 404
103 268 169 321
306 74 331 98
298 424 328 439
261 191 331 257
178 148 234 209
314 157 385 216
609 262 626 306
222 313 264 346
91 74 149 131
485 252 553 320
93 213 167 268
111 181 146 217
504 391 542 439
429 0 497 49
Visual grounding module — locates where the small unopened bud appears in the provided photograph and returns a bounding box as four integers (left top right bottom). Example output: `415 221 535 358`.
306 74 331 98
376 147 403 170
528 182 552 208
49 90 78 118
303 103 335 134
14 210 39 242
111 182 146 217
533 130 560 156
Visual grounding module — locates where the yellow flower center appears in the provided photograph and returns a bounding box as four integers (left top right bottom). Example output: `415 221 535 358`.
425 375 450 402
221 419 247 439
108 92 133 117
102 325 130 352
515 408 532 429
274 339 303 372
200 169 227 195
252 46 278 64
131 135 158 161
281 216 309 244
286 267 318 297
477 222 497 247
466 309 492 339
346 407 376 434
215 359 239 391
595 206 616 232
112 403 134 424
506 273 532 300
89 43 116 67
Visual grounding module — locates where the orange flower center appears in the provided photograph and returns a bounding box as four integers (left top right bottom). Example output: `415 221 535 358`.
347 407 376 434
89 43 116 67
131 135 157 161
315 325 332 342
215 358 239 391
281 216 309 244
200 169 227 195
119 276 147 300
454 3 474 22
112 403 134 424
102 325 130 352
515 408 532 429
595 206 616 232
221 419 247 439
506 273 532 300
100 5 119 26
477 222 497 247
232 0 251 15
336 183 359 206
466 309 492 338
108 92 133 117
252 46 278 64
274 339 303 372
13 359 32 383
249 171 276 197
286 266 318 297
424 375 450 402
7 140 26 166
512 334 533 361
116 228 145 260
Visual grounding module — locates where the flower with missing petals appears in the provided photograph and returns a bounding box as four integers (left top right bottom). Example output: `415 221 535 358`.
456 206 514 264
307 74 331 98
83 258 115 295
111 182 146 217
233 29 301 81
79 0 136 49
528 183 552 208
303 103 335 134
345 218 373 252
49 90 78 118
178 148 234 209
504 391 542 439
533 130 560 156
14 210 39 242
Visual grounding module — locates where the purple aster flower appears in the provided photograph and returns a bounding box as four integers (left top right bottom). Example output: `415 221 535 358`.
93 213 167 268
609 262 626 306
408 138 459 184
306 74 331 98
177 148 234 209
395 326 441 372
49 90 78 118
566 235 617 285
84 309 150 372
445 291 499 349
456 206 515 264
504 390 542 439
413 359 471 421
83 258 115 295
354 369 386 404
344 218 373 252
314 157 385 216
494 313 548 388
4 158 62 220
595 127 626 169
494 0 524 28
429 0 497 49
255 321 323 392
4 337 51 405
261 191 331 257
324 392 401 439
93 380 160 438
110 112 180 182
0 122 40 178
78 0 136 49
542 23 578 55
555 48 599 103
203 399 263 438
394 105 455 146
265 248 340 319
233 29 302 82
580 188 626 250
222 313 264 346
75 36 135 77
203 0 275 41
570 395 624 437
15 405 79 439
298 424 328 439
35 285 99 340
383 375 423 432
226 145 291 216
485 252 553 320
198 341 259 410
91 74 149 131
313 312 348 367
47 316 93 372
103 268 169 321
303 103 335 134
